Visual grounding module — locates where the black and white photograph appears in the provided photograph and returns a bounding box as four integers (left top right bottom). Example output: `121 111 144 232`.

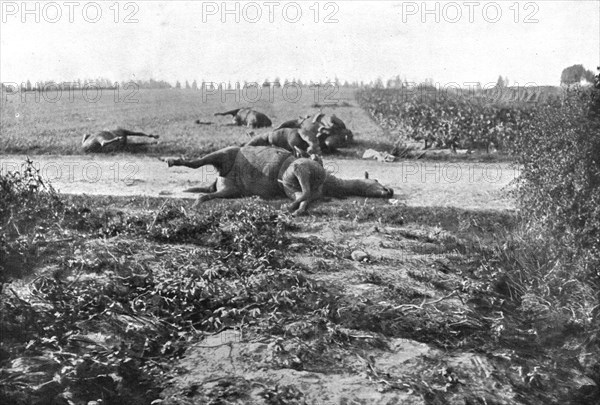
1 1 599 403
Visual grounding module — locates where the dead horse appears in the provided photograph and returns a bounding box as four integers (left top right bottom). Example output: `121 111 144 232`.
81 128 159 153
161 146 394 215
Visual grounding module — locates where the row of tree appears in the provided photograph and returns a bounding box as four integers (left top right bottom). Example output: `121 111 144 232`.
3 65 594 93
1 78 364 92
174 78 364 89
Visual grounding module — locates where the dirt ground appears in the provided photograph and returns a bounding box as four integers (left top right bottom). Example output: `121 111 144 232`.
1 154 517 211
159 217 528 404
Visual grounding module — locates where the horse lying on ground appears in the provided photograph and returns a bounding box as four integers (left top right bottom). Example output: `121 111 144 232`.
213 108 272 128
247 113 354 156
244 128 313 157
161 146 393 215
274 113 354 153
81 128 159 153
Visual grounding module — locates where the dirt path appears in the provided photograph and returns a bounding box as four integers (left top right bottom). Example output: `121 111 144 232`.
1 155 518 210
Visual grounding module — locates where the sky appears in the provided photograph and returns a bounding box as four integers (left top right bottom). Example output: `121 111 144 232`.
1 0 598 86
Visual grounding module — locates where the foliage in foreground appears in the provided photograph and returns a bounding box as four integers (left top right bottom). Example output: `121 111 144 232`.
511 81 600 268
483 71 600 385
0 169 336 404
0 158 63 285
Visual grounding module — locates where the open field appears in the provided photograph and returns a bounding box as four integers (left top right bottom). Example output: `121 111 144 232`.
1 86 513 161
1 86 394 156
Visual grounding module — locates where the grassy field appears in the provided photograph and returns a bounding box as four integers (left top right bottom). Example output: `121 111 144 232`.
1 86 395 156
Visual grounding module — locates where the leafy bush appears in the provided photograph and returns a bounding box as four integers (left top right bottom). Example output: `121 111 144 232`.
510 78 600 273
480 70 600 383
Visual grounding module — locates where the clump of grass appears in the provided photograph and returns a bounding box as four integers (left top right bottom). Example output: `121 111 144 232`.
0 158 64 283
477 223 597 344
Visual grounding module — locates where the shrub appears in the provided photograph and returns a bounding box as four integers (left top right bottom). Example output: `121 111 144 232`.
510 77 600 273
488 70 600 383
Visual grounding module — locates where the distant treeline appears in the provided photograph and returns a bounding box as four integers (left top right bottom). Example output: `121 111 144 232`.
1 78 173 92
2 65 596 94
1 77 374 93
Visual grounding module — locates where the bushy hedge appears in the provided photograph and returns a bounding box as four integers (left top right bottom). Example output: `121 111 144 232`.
496 71 600 382
510 75 600 273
